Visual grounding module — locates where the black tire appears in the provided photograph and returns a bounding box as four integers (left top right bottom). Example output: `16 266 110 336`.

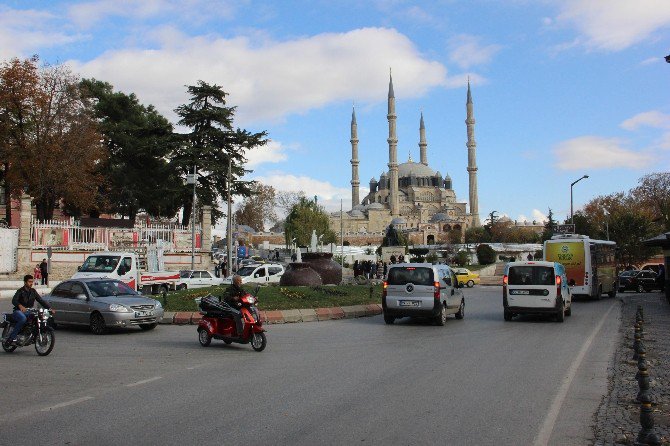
90 312 107 335
455 299 465 319
139 323 157 331
223 340 232 345
35 327 55 356
466 280 475 288
556 302 565 323
251 332 267 352
383 313 395 325
178 284 187 291
434 303 447 326
504 309 513 321
198 328 211 347
2 340 17 353
565 305 572 316
607 288 617 298
637 284 645 293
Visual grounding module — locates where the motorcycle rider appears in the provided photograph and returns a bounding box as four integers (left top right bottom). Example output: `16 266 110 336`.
8 274 53 345
219 275 246 337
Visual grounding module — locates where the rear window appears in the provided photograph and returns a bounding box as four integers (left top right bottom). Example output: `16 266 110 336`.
508 266 555 286
387 267 434 286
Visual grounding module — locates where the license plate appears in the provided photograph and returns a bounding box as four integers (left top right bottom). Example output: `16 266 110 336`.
399 300 420 307
509 290 530 295
135 311 154 317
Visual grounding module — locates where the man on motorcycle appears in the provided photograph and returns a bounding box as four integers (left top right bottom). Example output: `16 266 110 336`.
219 275 246 336
9 275 53 344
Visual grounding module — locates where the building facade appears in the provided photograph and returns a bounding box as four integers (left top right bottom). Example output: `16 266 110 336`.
330 73 481 245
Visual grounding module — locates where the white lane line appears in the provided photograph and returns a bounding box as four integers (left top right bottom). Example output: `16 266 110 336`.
126 376 162 387
186 364 205 370
41 396 94 412
533 303 616 446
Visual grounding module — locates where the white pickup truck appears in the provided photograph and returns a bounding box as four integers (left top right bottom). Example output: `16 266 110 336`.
72 252 180 296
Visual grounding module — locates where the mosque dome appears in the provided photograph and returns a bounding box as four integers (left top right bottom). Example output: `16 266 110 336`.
430 213 449 222
367 203 384 210
349 210 365 218
352 204 366 212
391 217 406 225
397 160 435 178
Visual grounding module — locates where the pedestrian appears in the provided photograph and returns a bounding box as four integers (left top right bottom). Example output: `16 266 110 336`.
291 253 297 262
39 258 48 285
213 259 220 278
658 263 665 289
371 262 377 279
383 262 388 277
390 254 396 264
353 260 360 277
527 253 533 261
376 260 383 279
398 254 404 263
33 263 42 282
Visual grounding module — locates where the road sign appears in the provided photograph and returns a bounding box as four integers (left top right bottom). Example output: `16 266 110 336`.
554 224 576 234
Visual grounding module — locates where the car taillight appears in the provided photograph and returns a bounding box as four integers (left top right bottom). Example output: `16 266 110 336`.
434 281 440 300
503 275 508 285
382 281 388 298
556 275 562 286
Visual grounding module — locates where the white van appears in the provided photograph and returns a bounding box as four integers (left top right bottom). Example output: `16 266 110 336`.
382 263 465 326
223 263 285 285
503 261 572 322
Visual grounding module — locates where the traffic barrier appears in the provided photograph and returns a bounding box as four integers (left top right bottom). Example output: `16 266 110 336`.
634 307 661 446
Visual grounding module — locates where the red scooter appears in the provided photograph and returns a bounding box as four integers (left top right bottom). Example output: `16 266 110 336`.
197 293 267 352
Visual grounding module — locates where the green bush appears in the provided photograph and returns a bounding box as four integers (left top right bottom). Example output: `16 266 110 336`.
476 244 496 265
455 251 469 266
425 252 439 264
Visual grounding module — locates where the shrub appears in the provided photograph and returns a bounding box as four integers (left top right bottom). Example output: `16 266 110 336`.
455 251 469 266
476 244 496 265
426 253 439 264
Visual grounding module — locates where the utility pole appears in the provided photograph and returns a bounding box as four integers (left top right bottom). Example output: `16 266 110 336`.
570 174 589 224
340 199 344 267
187 164 197 270
226 159 233 278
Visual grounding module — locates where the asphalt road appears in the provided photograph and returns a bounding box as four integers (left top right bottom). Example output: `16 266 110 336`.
0 287 623 445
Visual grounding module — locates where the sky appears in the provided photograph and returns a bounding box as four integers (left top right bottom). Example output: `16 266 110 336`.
2 0 670 225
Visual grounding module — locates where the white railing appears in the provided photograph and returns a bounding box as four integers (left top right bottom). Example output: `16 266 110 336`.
31 217 202 253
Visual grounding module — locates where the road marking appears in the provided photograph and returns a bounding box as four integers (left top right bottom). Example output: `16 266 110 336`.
41 396 94 412
126 376 162 387
533 303 616 446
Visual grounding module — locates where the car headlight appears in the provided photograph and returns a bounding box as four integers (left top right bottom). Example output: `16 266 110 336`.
154 300 162 309
109 304 131 312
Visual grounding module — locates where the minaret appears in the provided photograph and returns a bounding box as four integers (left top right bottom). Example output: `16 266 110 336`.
466 79 480 226
419 112 428 165
350 106 360 208
387 70 399 216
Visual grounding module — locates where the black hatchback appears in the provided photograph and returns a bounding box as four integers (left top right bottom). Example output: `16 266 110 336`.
619 270 662 293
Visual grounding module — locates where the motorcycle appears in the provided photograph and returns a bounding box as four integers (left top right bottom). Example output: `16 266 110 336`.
1 308 55 356
197 291 267 352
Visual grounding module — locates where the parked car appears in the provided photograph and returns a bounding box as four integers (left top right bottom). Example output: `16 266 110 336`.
503 261 572 322
382 263 465 326
619 269 663 293
177 270 224 290
453 268 480 287
43 278 164 334
223 263 285 285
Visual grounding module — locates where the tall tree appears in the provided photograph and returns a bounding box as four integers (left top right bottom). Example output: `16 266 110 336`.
80 79 182 219
284 197 336 246
631 172 670 231
174 81 268 226
0 58 104 220
233 183 277 231
541 208 556 241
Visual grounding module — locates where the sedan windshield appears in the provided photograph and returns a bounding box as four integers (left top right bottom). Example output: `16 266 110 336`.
80 255 120 273
619 270 637 277
87 280 138 297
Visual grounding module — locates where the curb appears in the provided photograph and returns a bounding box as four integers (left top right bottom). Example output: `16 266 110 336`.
163 304 383 325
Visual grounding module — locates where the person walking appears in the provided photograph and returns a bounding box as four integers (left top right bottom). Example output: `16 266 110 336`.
33 264 42 282
39 259 48 285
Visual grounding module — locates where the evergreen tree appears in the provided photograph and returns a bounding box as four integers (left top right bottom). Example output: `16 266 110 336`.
174 81 268 226
541 208 556 241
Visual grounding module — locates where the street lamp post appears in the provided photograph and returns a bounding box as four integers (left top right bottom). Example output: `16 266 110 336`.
570 175 589 224
226 159 233 278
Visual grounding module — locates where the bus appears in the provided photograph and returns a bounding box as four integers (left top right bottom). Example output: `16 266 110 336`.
543 234 617 299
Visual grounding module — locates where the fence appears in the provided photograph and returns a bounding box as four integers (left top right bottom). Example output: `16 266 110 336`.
0 228 19 273
31 217 202 253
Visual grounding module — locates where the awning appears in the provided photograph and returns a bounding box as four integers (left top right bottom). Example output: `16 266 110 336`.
643 232 670 249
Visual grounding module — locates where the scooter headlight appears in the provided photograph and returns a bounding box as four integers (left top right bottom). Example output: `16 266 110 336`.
246 296 255 305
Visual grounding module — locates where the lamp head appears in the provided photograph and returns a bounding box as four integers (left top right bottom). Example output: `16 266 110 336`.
583 175 589 179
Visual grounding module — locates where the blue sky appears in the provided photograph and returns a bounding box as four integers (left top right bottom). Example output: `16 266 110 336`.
2 0 670 224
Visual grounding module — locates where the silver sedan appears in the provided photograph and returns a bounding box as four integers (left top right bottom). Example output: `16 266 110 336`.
43 278 164 334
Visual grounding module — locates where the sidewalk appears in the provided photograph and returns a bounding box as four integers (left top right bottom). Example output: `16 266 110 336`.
593 293 670 445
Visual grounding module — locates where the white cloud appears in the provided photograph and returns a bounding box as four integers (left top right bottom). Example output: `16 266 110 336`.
640 57 662 66
532 209 548 223
245 140 288 168
553 136 650 170
68 27 451 125
621 111 670 131
447 34 502 69
0 6 83 60
553 0 670 51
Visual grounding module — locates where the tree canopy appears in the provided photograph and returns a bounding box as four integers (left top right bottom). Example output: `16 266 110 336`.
233 183 278 232
284 197 336 247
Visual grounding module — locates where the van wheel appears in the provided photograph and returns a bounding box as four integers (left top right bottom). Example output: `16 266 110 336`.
504 309 513 321
434 304 447 326
383 313 395 325
466 280 474 288
565 305 572 317
556 302 565 323
455 300 465 319
607 288 616 298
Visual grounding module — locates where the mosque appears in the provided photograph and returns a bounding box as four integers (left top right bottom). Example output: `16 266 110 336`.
329 73 481 245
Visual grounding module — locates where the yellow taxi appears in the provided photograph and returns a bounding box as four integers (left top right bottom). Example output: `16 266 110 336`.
454 268 480 287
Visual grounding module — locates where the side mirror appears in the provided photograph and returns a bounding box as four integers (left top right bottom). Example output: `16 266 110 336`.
254 273 260 278
75 293 87 300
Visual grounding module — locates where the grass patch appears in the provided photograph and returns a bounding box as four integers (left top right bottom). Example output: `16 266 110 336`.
159 284 383 312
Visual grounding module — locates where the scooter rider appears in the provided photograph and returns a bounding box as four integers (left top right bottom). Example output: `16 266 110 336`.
9 274 53 344
219 275 245 336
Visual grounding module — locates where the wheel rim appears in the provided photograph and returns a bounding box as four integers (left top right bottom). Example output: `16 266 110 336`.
199 330 209 344
252 333 263 349
35 331 52 354
460 302 465 316
441 306 447 323
467 281 474 287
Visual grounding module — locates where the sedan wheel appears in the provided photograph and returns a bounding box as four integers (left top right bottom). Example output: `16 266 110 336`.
467 280 474 288
435 304 447 326
455 300 465 319
637 284 645 293
90 313 107 335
